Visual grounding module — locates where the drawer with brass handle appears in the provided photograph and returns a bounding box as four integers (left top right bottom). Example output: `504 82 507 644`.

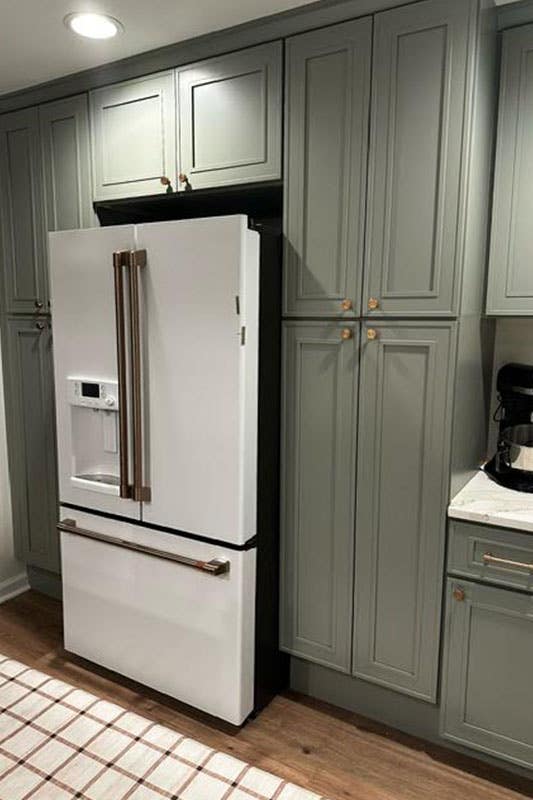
448 520 533 592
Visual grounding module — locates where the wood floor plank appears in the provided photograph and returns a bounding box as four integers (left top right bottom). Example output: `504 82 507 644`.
0 590 532 800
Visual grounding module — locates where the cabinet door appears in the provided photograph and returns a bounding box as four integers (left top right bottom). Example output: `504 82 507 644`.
90 72 176 200
441 580 533 769
3 317 59 572
40 94 93 233
354 322 456 700
177 42 282 190
0 108 47 314
283 19 371 318
364 0 469 317
487 25 533 315
280 322 358 672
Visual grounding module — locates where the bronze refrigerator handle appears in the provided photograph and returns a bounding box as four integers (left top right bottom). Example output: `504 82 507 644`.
58 519 230 576
127 249 151 502
113 251 131 499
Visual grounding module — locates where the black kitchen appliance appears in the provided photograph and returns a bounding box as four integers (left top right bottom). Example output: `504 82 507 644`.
485 363 533 492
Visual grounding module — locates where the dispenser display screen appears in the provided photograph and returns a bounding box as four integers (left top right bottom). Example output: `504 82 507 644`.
81 382 100 399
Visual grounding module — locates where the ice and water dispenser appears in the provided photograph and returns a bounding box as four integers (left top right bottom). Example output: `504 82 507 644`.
67 378 120 493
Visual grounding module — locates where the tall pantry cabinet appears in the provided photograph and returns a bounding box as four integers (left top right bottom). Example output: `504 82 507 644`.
0 95 92 587
281 0 496 703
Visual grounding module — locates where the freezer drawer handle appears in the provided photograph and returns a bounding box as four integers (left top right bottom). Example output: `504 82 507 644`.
58 519 230 576
482 552 533 572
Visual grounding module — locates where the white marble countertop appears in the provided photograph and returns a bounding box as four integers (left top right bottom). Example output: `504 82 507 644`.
448 470 533 533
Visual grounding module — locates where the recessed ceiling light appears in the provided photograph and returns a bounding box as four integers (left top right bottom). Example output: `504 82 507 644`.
64 12 123 40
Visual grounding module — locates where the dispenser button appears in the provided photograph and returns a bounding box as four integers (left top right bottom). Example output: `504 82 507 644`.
105 397 115 407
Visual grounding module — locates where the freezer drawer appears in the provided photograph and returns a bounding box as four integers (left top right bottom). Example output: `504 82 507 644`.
59 507 256 725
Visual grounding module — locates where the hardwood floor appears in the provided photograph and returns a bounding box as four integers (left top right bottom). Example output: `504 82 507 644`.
0 590 532 800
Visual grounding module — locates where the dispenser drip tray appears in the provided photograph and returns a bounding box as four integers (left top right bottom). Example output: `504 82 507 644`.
76 473 120 487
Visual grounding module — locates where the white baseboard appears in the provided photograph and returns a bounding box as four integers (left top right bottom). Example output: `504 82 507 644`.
0 571 29 604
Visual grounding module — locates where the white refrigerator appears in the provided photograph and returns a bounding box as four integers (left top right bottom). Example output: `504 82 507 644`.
49 215 283 725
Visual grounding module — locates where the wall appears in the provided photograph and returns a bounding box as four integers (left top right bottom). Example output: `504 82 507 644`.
487 318 533 454
0 337 27 601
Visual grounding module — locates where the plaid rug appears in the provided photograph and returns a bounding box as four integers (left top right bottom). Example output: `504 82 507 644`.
0 655 327 800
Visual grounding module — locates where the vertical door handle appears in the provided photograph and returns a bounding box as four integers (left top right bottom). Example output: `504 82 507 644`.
113 251 131 499
127 249 151 503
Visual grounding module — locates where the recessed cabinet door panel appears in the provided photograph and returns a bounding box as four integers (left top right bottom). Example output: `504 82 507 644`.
0 108 47 313
354 323 456 700
441 580 533 769
40 94 93 233
91 72 176 199
3 318 59 572
177 43 282 189
280 322 358 672
487 25 533 315
283 19 371 317
364 0 469 316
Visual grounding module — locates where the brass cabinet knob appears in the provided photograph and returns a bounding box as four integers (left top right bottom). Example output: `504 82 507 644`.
341 298 353 311
35 321 46 331
366 328 378 341
368 297 380 311
34 299 44 310
341 328 353 341
453 587 465 602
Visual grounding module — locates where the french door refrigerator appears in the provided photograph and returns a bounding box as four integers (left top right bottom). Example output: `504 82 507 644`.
49 215 284 725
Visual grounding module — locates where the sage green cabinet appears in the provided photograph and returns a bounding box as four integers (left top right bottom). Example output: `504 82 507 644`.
40 94 93 233
283 19 371 318
90 72 176 200
354 322 456 701
364 0 469 317
177 42 282 190
3 317 59 573
280 322 359 672
487 25 533 315
441 579 533 770
0 108 47 314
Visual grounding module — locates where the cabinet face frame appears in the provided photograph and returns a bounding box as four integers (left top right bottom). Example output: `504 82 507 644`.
353 321 457 701
363 0 470 317
2 317 59 573
177 42 282 190
441 578 533 769
0 108 47 314
487 23 533 315
90 71 176 200
283 18 372 318
280 321 359 672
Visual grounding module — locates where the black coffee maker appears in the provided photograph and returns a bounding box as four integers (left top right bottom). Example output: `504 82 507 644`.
485 363 533 492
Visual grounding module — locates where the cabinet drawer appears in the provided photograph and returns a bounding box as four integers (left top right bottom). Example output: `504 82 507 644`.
448 520 533 592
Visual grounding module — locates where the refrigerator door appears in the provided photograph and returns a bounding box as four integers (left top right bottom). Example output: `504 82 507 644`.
137 216 259 545
49 226 142 519
60 506 256 725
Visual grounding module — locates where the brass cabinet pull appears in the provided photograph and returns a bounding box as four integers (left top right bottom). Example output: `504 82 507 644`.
113 251 131 500
341 328 353 341
482 552 533 572
367 328 378 341
453 587 465 602
58 519 230 576
127 249 151 503
368 297 380 311
341 298 353 311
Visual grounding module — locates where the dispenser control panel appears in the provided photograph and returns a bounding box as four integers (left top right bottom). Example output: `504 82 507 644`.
67 379 118 410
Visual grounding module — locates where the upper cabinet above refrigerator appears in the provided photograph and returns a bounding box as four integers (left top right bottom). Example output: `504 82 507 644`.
364 0 469 318
90 72 177 201
177 42 282 190
486 24 533 316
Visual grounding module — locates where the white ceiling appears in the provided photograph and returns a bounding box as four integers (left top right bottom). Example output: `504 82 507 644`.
0 0 318 95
